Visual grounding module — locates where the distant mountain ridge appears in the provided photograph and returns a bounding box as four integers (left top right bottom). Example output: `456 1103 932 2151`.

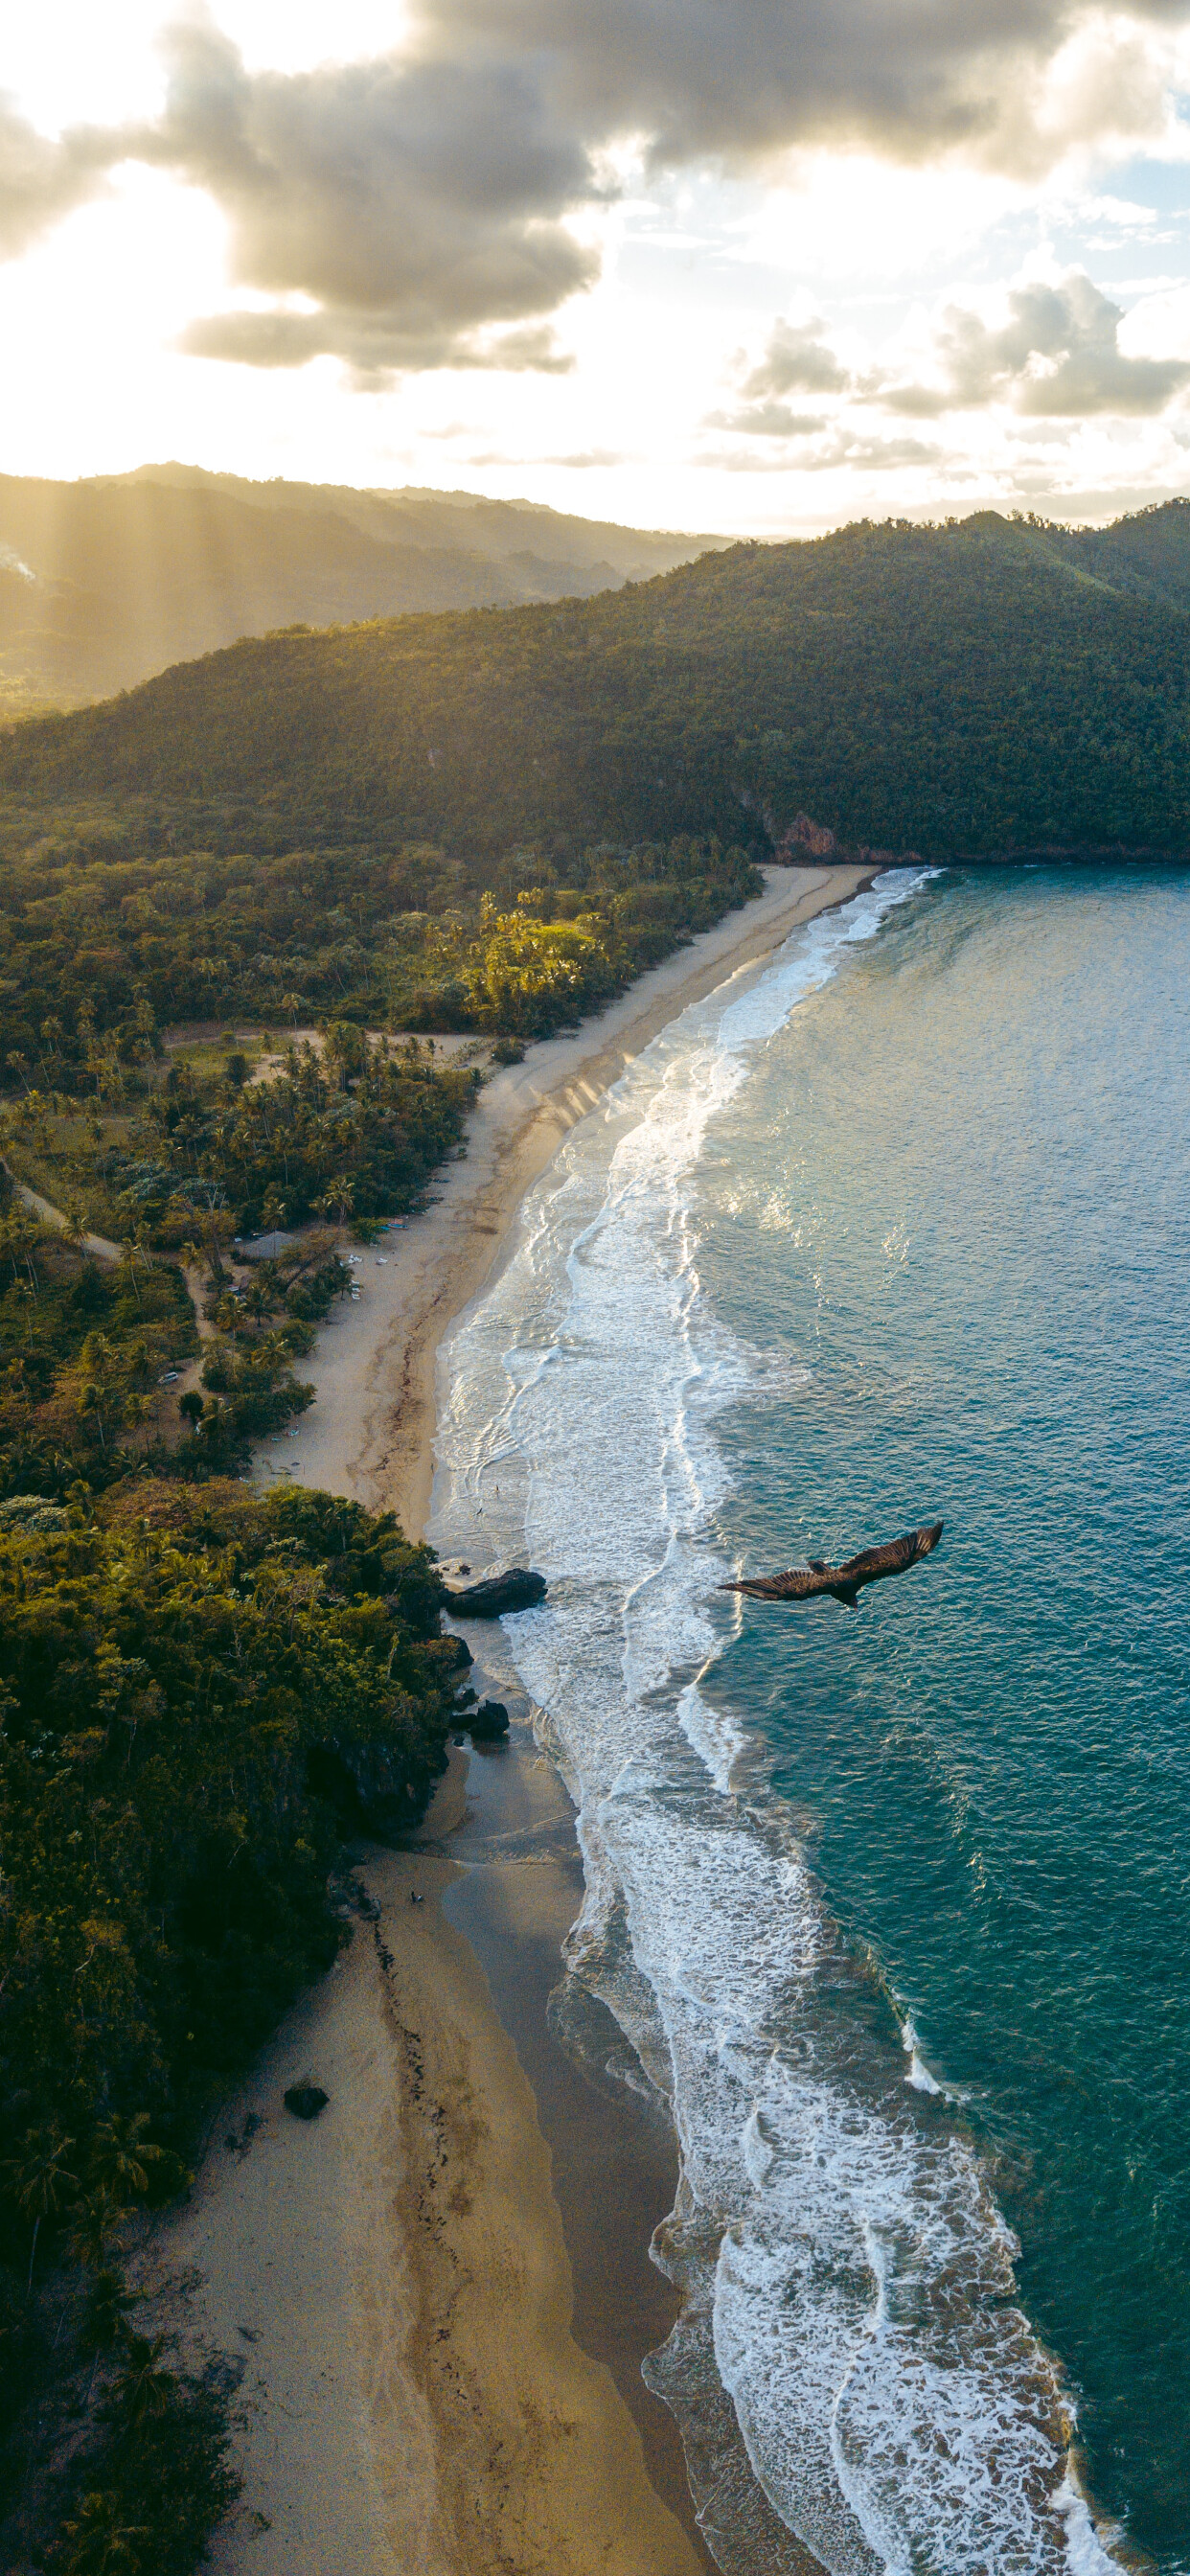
6 498 1190 864
0 463 724 708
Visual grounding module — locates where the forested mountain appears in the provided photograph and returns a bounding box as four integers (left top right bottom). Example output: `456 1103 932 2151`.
0 464 721 708
0 498 1188 1077
6 499 1190 860
1051 495 1190 616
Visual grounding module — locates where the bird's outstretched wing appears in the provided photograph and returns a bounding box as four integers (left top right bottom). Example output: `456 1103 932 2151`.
835 1524 943 1588
725 1565 847 1601
721 1521 943 1608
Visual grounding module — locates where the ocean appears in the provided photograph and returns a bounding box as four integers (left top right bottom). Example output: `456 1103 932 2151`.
429 863 1190 2575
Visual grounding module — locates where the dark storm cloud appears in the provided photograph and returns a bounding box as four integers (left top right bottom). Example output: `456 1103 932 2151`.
883 275 1190 415
4 0 1190 376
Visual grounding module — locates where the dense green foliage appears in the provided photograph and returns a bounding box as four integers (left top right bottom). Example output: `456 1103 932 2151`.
149 1033 475 1232
0 814 759 1073
5 505 1190 880
0 1174 353 1496
0 1203 198 1497
0 1478 460 2570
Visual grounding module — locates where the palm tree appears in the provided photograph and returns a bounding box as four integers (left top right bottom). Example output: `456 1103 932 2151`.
66 2188 121 2273
10 1277 34 1346
211 1293 240 1352
118 1241 144 1312
111 2331 179 2429
2 2123 77 2290
315 1174 355 1229
54 2486 152 2573
86 2112 166 2208
79 2260 142 2401
75 1332 123 1455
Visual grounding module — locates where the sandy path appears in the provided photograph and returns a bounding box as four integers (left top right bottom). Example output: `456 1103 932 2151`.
11 1177 118 1263
256 862 874 1529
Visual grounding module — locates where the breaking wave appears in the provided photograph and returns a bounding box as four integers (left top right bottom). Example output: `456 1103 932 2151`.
429 873 1121 2576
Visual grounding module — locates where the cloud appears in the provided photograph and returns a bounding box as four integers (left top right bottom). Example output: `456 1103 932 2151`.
709 315 844 433
881 272 1190 415
430 0 1190 176
710 267 1190 445
799 428 945 470
5 0 1190 380
179 310 575 380
708 400 830 436
703 427 944 472
150 18 598 375
542 448 629 465
744 316 849 398
0 95 115 257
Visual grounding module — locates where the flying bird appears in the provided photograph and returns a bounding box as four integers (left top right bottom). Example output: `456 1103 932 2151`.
721 1521 943 1609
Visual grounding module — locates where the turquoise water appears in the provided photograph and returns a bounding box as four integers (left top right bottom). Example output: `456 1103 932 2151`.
433 863 1189 2573
702 865 1190 2566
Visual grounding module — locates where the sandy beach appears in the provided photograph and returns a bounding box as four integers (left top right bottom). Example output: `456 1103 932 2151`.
255 862 874 1533
172 862 868 2574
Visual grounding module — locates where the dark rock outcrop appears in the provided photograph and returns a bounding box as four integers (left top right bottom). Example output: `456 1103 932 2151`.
285 2083 329 2121
469 1700 511 1740
442 1568 547 1618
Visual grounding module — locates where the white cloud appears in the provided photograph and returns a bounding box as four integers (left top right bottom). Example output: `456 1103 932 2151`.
4 0 1190 384
3 4 1190 529
878 269 1190 415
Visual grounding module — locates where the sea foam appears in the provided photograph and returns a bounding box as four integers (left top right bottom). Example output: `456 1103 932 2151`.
430 873 1119 2576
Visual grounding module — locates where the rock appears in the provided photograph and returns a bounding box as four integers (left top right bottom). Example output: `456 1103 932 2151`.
469 1699 511 1740
435 1630 472 1669
284 2083 329 2122
442 1567 547 1617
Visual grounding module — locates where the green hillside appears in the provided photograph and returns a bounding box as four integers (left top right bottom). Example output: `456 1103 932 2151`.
1053 494 1190 616
0 500 1188 1078
6 502 1190 861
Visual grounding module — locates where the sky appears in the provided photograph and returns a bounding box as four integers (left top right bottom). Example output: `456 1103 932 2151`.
6 0 1190 534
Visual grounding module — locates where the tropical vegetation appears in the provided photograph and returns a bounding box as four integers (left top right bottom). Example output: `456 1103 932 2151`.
0 1161 359 1498
0 809 761 1078
0 1477 461 2571
6 504 1190 878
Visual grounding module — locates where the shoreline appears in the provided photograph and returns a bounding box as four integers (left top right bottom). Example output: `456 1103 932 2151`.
177 863 870 2573
253 860 875 1534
